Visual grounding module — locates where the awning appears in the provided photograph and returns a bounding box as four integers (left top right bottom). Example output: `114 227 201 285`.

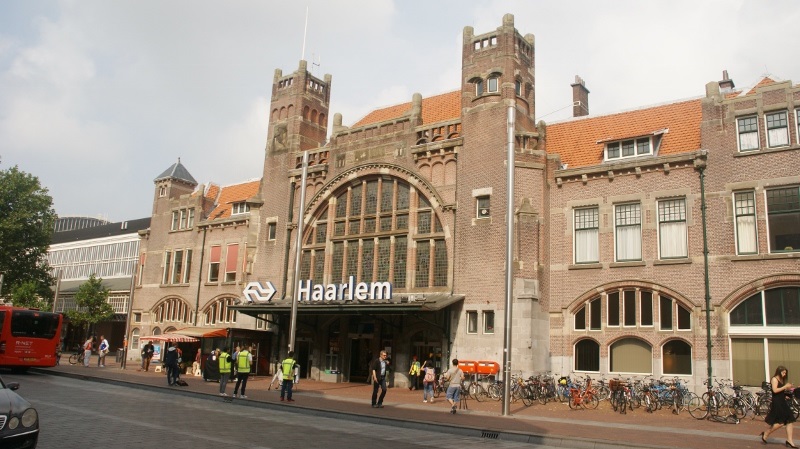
56 277 133 293
139 334 198 343
174 327 228 338
231 294 465 316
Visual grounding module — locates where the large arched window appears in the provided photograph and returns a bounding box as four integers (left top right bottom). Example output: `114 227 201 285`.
301 177 447 290
575 339 600 372
610 338 652 374
662 340 692 375
204 297 238 325
730 286 800 386
152 297 192 325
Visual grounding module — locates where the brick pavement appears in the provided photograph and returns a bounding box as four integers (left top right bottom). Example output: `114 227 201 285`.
36 359 770 449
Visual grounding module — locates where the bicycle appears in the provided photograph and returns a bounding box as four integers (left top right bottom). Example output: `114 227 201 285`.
688 378 739 424
433 374 449 398
568 376 599 410
68 347 86 365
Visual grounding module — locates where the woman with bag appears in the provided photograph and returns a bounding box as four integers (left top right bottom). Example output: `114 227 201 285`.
421 359 436 403
97 335 109 367
761 365 797 447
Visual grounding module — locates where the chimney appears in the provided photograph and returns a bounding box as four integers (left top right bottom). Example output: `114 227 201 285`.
571 75 589 117
719 70 735 92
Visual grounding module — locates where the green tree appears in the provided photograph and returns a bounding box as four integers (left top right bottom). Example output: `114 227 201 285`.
10 280 52 310
0 165 57 302
67 274 115 337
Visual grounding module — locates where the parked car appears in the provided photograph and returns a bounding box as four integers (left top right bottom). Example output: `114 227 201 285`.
0 376 38 448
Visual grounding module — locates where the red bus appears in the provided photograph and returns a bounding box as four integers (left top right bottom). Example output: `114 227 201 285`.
0 306 63 370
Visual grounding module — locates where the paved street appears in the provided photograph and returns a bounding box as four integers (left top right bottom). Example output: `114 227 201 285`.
9 371 557 449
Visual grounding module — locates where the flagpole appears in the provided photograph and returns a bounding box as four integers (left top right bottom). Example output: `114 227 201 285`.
288 150 309 353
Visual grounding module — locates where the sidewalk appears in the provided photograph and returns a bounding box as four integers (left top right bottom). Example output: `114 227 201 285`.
37 358 767 449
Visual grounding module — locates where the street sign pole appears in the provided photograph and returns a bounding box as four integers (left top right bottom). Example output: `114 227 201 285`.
288 150 309 353
502 105 515 416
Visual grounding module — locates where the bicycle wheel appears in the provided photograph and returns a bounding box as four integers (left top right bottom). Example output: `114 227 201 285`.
69 354 78 365
597 385 610 401
643 392 655 413
488 383 502 401
584 394 599 409
520 385 533 407
688 393 708 419
757 395 771 417
731 397 747 420
433 383 443 398
538 385 549 405
568 391 579 410
473 383 486 403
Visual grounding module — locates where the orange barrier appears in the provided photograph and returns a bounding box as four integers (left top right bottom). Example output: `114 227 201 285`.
476 361 500 375
457 360 478 374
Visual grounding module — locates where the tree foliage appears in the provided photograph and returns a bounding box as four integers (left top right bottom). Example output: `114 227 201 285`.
67 275 115 331
10 280 52 310
0 165 56 302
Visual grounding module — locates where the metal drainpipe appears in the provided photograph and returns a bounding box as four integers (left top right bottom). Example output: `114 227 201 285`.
194 227 207 325
282 181 297 300
699 165 713 387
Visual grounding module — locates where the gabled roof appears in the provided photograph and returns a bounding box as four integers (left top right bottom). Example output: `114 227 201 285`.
546 98 702 169
351 90 461 128
206 180 261 220
154 159 197 185
745 76 778 96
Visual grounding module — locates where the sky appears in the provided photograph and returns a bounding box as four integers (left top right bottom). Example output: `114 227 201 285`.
1 0 798 222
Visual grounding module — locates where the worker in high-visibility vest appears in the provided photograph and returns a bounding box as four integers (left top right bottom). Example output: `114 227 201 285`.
280 351 298 402
218 347 232 396
232 345 252 399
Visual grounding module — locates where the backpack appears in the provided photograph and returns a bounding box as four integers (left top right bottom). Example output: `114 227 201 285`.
424 367 436 383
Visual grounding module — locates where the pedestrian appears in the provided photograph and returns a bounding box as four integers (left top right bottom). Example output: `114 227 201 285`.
82 336 93 368
193 348 202 376
97 335 109 367
443 358 464 414
408 355 421 390
268 355 282 390
163 342 180 386
280 351 298 402
141 341 155 371
232 344 252 399
218 347 232 396
370 350 389 408
761 365 797 447
422 359 436 403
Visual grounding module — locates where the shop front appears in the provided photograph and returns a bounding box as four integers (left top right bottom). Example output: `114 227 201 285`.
233 293 462 387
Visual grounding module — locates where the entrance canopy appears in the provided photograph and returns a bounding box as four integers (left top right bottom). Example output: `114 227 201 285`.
174 327 228 338
139 333 198 343
231 294 464 316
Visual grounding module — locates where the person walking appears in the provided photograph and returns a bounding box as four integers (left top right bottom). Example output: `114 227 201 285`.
218 347 232 396
280 351 298 402
408 355 421 391
97 335 109 367
192 348 202 376
82 336 93 368
421 359 436 403
761 365 797 447
370 350 389 408
232 345 252 399
163 342 181 386
443 358 464 414
141 341 155 371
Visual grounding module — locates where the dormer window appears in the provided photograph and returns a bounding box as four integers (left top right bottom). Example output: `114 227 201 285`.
231 202 250 215
605 137 653 161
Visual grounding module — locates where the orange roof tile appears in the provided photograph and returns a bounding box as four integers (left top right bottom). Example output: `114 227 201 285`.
206 180 260 220
547 98 702 169
746 76 777 96
351 90 461 128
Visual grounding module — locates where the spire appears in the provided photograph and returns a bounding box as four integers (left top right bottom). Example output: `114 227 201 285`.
154 158 198 185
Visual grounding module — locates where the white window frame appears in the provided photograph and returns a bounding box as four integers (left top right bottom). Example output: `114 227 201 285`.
677 302 692 331
483 311 495 334
765 110 789 148
657 198 688 259
476 196 490 219
605 137 653 161
737 115 759 151
487 77 498 93
475 79 484 96
231 202 250 215
267 222 277 241
466 311 478 334
171 211 179 231
734 191 758 255
622 289 637 328
614 203 642 262
765 186 800 253
574 207 599 264
606 292 620 327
